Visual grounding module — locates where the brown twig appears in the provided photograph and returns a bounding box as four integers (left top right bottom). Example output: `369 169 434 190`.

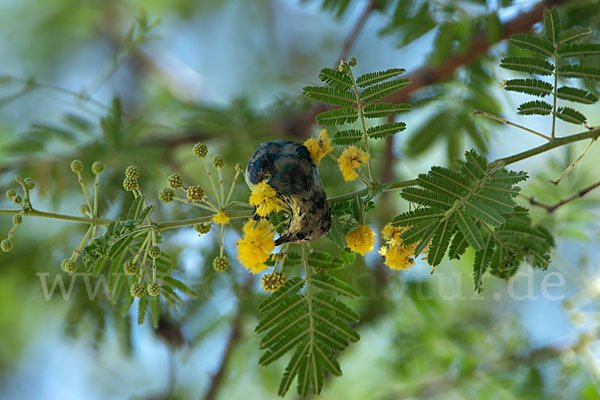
202 277 252 400
527 180 600 213
337 0 378 63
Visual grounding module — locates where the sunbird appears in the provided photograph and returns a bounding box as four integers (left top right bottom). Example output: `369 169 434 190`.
246 140 331 245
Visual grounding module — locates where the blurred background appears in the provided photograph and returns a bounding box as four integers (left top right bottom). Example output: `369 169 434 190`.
1 0 600 398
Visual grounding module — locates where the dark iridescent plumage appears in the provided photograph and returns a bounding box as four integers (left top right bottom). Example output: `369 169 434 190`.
246 140 331 245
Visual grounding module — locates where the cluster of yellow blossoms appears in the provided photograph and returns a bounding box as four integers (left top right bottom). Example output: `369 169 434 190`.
379 223 417 270
304 129 333 166
337 146 370 182
344 223 417 270
345 224 376 256
236 219 276 274
303 129 369 182
249 181 285 217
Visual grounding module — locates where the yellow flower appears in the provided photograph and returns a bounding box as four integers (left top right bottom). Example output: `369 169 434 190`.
379 223 416 270
236 219 276 274
345 224 376 256
212 211 230 225
304 129 333 166
337 146 370 181
249 181 285 217
379 244 415 271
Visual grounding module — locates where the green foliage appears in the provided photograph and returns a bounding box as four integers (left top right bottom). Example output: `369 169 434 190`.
393 150 554 291
500 8 599 126
256 247 359 397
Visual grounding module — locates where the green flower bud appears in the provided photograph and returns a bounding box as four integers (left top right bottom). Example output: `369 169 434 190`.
61 259 77 273
1 239 12 252
70 159 83 173
261 271 287 293
92 161 105 175
12 215 22 225
159 188 175 203
5 189 16 201
123 177 138 192
348 56 357 66
147 282 160 296
130 282 145 298
186 185 206 202
125 165 140 179
212 155 224 169
194 222 211 235
313 266 327 275
168 173 183 189
193 143 208 158
149 246 161 259
235 163 243 173
212 256 229 272
24 177 35 190
13 195 22 204
123 260 137 275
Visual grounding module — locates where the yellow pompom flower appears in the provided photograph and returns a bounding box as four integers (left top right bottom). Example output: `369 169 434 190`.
212 211 230 225
345 224 376 256
337 146 370 181
249 181 285 217
236 219 276 274
304 129 333 166
379 222 416 270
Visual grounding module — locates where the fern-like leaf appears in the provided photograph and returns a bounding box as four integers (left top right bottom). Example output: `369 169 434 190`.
366 122 406 139
556 86 598 104
555 107 587 124
332 129 362 145
504 79 553 97
558 65 600 80
394 150 545 272
508 34 553 57
356 68 406 87
362 103 411 118
543 8 561 44
316 107 358 126
500 57 553 76
360 79 410 103
517 100 552 116
558 43 600 57
558 28 592 44
303 86 355 106
319 68 353 90
258 247 359 397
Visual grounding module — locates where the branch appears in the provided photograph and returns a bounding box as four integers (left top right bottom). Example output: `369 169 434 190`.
381 0 570 105
203 277 252 400
527 180 600 213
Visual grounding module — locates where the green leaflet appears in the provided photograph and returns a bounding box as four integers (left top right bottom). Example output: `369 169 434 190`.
394 150 552 276
257 246 359 397
499 8 599 131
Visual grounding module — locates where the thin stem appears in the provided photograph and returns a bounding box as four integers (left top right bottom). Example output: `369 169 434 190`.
0 209 112 225
225 169 241 206
218 168 225 207
132 234 151 264
202 158 221 208
526 179 600 213
302 244 315 361
549 138 597 185
490 127 600 167
173 197 217 212
552 48 559 139
219 223 225 258
471 110 551 141
70 224 95 261
347 64 376 184
77 172 94 218
138 231 152 284
92 174 99 237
